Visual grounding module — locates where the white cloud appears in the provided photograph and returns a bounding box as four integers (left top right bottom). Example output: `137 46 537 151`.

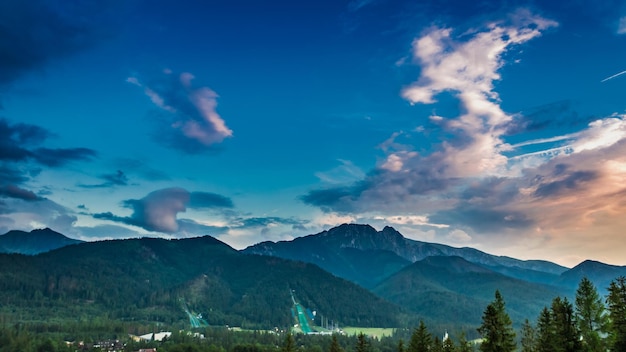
445 229 472 243
312 212 357 228
401 10 557 178
0 198 78 234
510 145 573 161
373 214 449 228
618 16 626 34
315 159 366 185
126 76 176 112
348 0 378 11
185 86 233 145
571 115 626 153
381 152 417 172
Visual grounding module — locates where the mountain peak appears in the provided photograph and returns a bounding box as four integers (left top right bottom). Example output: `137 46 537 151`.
325 223 377 235
574 259 621 269
318 223 407 250
30 227 66 238
322 223 404 239
0 228 82 255
381 225 403 237
556 259 626 293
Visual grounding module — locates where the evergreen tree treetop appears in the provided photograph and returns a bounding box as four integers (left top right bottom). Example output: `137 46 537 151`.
407 321 431 352
330 334 343 352
575 277 607 352
281 333 296 352
607 276 626 351
355 333 370 352
477 290 516 352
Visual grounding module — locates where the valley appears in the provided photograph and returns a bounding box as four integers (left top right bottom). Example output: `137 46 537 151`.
1 224 625 351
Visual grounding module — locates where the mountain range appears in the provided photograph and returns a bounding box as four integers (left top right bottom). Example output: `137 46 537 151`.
0 233 401 330
244 224 626 327
243 224 568 288
2 224 626 334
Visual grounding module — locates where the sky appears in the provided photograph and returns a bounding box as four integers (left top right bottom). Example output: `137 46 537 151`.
1 0 626 267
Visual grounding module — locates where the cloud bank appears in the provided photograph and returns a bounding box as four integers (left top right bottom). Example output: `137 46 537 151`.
0 118 96 167
0 112 96 237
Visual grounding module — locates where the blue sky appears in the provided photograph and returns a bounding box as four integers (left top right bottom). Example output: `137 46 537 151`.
2 0 626 267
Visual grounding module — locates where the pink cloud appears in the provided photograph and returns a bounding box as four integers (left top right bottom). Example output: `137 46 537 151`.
129 70 233 152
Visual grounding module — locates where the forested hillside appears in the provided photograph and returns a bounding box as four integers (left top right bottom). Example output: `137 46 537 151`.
0 236 402 329
372 256 567 328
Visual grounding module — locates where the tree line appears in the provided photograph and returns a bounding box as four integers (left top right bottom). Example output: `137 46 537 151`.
0 276 624 351
476 276 626 352
375 276 626 352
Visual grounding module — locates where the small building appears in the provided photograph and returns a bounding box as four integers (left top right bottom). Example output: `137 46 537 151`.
138 331 172 342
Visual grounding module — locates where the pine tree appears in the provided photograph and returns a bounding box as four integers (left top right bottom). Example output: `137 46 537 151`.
429 336 443 352
330 334 343 352
575 277 607 352
607 276 626 351
397 339 404 352
520 319 536 352
431 338 443 352
477 290 516 352
456 331 473 352
355 333 370 352
281 333 296 352
407 321 432 352
551 297 582 352
37 339 57 352
535 307 555 352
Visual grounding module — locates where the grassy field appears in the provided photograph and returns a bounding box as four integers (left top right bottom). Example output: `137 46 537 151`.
341 327 395 338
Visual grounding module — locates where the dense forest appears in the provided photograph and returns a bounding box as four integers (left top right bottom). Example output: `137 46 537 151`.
0 236 403 329
0 276 624 352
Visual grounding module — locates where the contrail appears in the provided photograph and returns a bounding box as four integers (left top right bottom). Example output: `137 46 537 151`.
510 132 579 149
601 70 626 83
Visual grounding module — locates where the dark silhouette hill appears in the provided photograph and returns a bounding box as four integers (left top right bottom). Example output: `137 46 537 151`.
0 228 82 254
556 259 626 295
